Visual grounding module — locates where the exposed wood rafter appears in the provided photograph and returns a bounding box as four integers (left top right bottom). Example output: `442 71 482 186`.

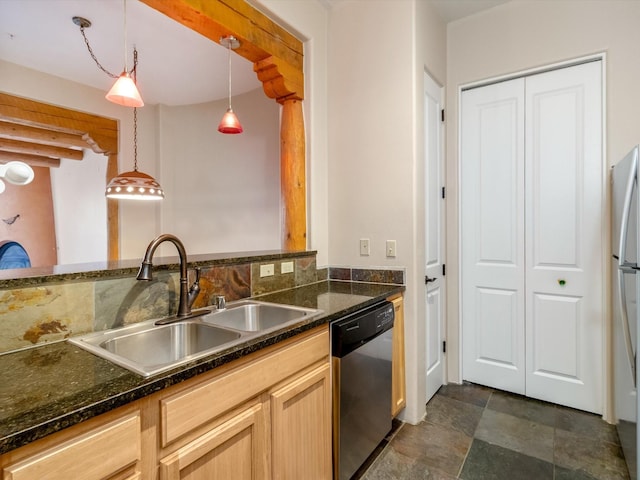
0 92 119 261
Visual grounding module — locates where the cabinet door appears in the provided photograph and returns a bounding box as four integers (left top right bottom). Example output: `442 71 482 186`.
159 401 268 480
3 412 141 480
270 363 331 480
389 295 406 417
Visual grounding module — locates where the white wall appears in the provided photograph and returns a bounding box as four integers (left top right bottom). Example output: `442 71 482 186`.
446 1 640 418
158 88 281 254
50 151 107 264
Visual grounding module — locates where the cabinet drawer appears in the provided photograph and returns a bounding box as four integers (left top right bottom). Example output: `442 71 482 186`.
3 411 141 480
161 328 328 446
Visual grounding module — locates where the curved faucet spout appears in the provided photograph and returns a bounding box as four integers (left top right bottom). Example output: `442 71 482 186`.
137 234 192 317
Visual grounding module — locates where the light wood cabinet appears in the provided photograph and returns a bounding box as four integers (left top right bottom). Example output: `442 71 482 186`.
270 362 331 480
388 294 406 417
0 326 331 480
2 410 142 480
159 399 269 480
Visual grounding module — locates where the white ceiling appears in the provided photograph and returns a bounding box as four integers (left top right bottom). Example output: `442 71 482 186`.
429 0 511 23
0 0 511 106
0 0 262 106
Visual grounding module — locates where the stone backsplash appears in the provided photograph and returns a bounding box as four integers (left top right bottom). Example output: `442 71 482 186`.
328 267 405 285
0 254 317 354
0 254 405 355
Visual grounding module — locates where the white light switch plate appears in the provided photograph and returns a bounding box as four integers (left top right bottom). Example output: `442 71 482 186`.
360 238 370 256
281 261 294 274
386 240 397 258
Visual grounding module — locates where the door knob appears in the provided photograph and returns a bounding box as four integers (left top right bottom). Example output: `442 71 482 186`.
425 276 437 284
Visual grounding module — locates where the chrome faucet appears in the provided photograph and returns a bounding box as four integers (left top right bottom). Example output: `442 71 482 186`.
136 234 203 323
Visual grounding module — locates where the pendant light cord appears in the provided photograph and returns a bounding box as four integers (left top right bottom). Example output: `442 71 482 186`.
123 0 129 72
77 0 138 78
227 38 232 109
133 107 139 172
78 25 118 79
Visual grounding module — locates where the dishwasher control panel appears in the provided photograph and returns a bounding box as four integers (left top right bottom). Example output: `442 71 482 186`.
377 308 394 330
331 301 394 358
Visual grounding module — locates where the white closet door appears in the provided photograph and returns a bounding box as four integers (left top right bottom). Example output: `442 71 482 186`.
461 78 526 394
524 61 603 413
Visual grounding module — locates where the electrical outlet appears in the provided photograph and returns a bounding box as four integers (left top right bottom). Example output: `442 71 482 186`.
386 240 397 258
281 261 294 274
360 238 370 256
260 264 274 277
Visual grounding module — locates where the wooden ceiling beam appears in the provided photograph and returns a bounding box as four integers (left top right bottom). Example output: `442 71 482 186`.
0 151 61 168
140 0 304 102
0 121 88 149
0 137 83 161
0 93 118 154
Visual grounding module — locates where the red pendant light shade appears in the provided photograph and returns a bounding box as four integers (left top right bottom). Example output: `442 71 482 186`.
218 108 243 134
218 36 243 135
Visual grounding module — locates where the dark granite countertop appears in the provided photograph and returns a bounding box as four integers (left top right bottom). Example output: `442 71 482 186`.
0 280 403 455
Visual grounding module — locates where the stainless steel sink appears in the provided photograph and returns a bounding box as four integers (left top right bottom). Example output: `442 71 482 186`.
68 300 323 377
69 319 242 377
201 300 322 332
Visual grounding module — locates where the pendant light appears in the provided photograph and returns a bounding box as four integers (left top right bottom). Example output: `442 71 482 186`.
73 0 143 107
105 107 164 200
0 161 35 194
218 36 243 134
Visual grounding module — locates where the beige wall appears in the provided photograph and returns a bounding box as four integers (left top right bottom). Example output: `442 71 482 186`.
157 88 281 256
325 0 446 423
445 0 640 416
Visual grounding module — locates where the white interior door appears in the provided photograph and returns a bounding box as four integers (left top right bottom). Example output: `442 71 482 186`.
524 61 603 413
461 78 526 394
424 71 445 402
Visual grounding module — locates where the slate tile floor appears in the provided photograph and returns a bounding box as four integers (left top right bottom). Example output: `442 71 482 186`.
361 382 630 480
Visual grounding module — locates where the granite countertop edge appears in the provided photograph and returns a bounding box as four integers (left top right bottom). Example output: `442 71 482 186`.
0 281 404 455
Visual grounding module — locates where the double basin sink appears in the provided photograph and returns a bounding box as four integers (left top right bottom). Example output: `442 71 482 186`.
69 300 323 377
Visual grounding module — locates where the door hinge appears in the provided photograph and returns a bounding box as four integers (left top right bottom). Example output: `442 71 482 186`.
441 186 446 199
442 340 446 353
441 109 445 122
442 264 446 276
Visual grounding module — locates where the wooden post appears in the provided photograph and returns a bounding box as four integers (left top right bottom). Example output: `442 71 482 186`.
281 99 306 251
107 154 119 262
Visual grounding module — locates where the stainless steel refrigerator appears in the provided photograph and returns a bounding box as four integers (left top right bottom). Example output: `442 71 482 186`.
612 145 640 480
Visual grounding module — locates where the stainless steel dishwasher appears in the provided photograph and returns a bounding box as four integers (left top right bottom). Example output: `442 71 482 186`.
331 300 394 480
